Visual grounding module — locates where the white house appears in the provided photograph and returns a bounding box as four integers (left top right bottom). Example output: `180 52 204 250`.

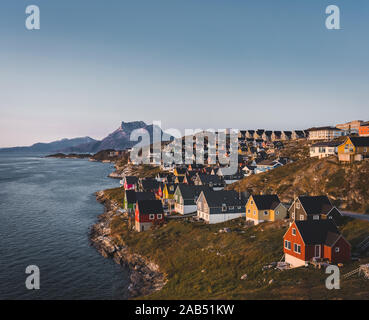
197 190 246 224
309 141 340 159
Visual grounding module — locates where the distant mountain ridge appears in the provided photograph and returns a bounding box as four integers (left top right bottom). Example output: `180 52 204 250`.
0 137 97 153
0 121 167 154
62 121 164 153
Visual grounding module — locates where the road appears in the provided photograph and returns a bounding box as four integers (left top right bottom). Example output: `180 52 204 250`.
342 211 369 221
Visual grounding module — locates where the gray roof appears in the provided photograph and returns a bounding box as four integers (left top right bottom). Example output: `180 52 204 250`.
252 194 281 210
298 195 333 215
202 190 246 207
176 185 210 200
348 136 369 147
295 220 341 246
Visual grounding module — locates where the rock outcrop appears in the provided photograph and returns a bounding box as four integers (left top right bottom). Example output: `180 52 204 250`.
90 191 166 298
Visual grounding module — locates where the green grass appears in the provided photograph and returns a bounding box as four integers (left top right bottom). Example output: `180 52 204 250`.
109 216 369 300
104 187 125 204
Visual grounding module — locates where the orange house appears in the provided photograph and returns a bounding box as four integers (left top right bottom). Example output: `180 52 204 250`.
359 123 369 137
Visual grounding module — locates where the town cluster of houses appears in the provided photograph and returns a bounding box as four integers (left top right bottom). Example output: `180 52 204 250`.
113 120 369 270
120 165 350 268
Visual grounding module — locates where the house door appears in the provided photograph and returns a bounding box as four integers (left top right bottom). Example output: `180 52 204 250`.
314 245 321 258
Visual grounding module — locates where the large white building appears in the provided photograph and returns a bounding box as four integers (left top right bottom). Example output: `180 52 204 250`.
307 126 343 141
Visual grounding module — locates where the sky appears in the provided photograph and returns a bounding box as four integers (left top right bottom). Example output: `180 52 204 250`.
0 0 368 147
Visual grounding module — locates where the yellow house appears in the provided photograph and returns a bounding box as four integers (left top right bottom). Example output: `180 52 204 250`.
163 183 176 202
245 194 287 225
337 137 369 162
173 168 186 177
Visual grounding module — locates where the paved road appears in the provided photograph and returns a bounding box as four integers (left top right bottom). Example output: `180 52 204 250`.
342 211 369 221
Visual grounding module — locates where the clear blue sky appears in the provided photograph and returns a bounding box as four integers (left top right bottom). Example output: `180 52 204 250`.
0 0 368 147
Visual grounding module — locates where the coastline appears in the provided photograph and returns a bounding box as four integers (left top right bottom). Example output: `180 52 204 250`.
90 190 167 298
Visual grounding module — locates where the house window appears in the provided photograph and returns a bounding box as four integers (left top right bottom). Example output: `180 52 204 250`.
299 215 304 221
264 211 268 216
251 200 254 205
335 247 340 253
296 202 300 209
292 213 295 219
149 214 155 220
292 228 296 236
284 240 291 250
275 210 279 215
222 204 227 212
248 209 251 213
313 215 319 220
294 244 301 254
253 210 256 216
329 216 333 220
157 214 162 219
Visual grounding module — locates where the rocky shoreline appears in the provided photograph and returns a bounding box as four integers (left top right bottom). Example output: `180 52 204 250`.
90 191 167 298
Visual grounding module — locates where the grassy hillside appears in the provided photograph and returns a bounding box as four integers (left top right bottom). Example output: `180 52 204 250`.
231 156 369 213
109 216 369 300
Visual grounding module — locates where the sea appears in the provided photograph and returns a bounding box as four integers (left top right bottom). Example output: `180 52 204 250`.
0 152 130 300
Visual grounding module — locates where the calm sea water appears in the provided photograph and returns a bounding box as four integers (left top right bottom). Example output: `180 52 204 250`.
0 152 129 300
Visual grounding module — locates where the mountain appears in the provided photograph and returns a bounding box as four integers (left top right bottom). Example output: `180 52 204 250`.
0 137 98 153
62 121 168 153
1 121 170 154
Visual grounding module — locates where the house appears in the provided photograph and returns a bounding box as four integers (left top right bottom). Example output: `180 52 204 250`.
262 131 273 142
254 159 283 174
307 126 343 141
309 141 341 159
284 220 351 267
174 185 210 214
359 122 369 137
245 194 287 225
281 131 292 140
194 174 225 190
271 131 282 141
337 136 369 162
174 167 187 176
246 130 255 139
288 195 343 225
242 165 256 177
155 172 172 183
123 176 138 190
292 130 306 140
197 190 246 224
155 182 164 200
123 190 156 213
139 178 160 192
217 168 244 184
187 164 204 172
162 182 177 212
174 175 186 184
255 129 265 140
184 171 198 185
135 200 164 232
336 120 364 135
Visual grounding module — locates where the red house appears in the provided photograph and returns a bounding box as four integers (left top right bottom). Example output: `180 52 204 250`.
135 200 164 232
284 220 351 268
